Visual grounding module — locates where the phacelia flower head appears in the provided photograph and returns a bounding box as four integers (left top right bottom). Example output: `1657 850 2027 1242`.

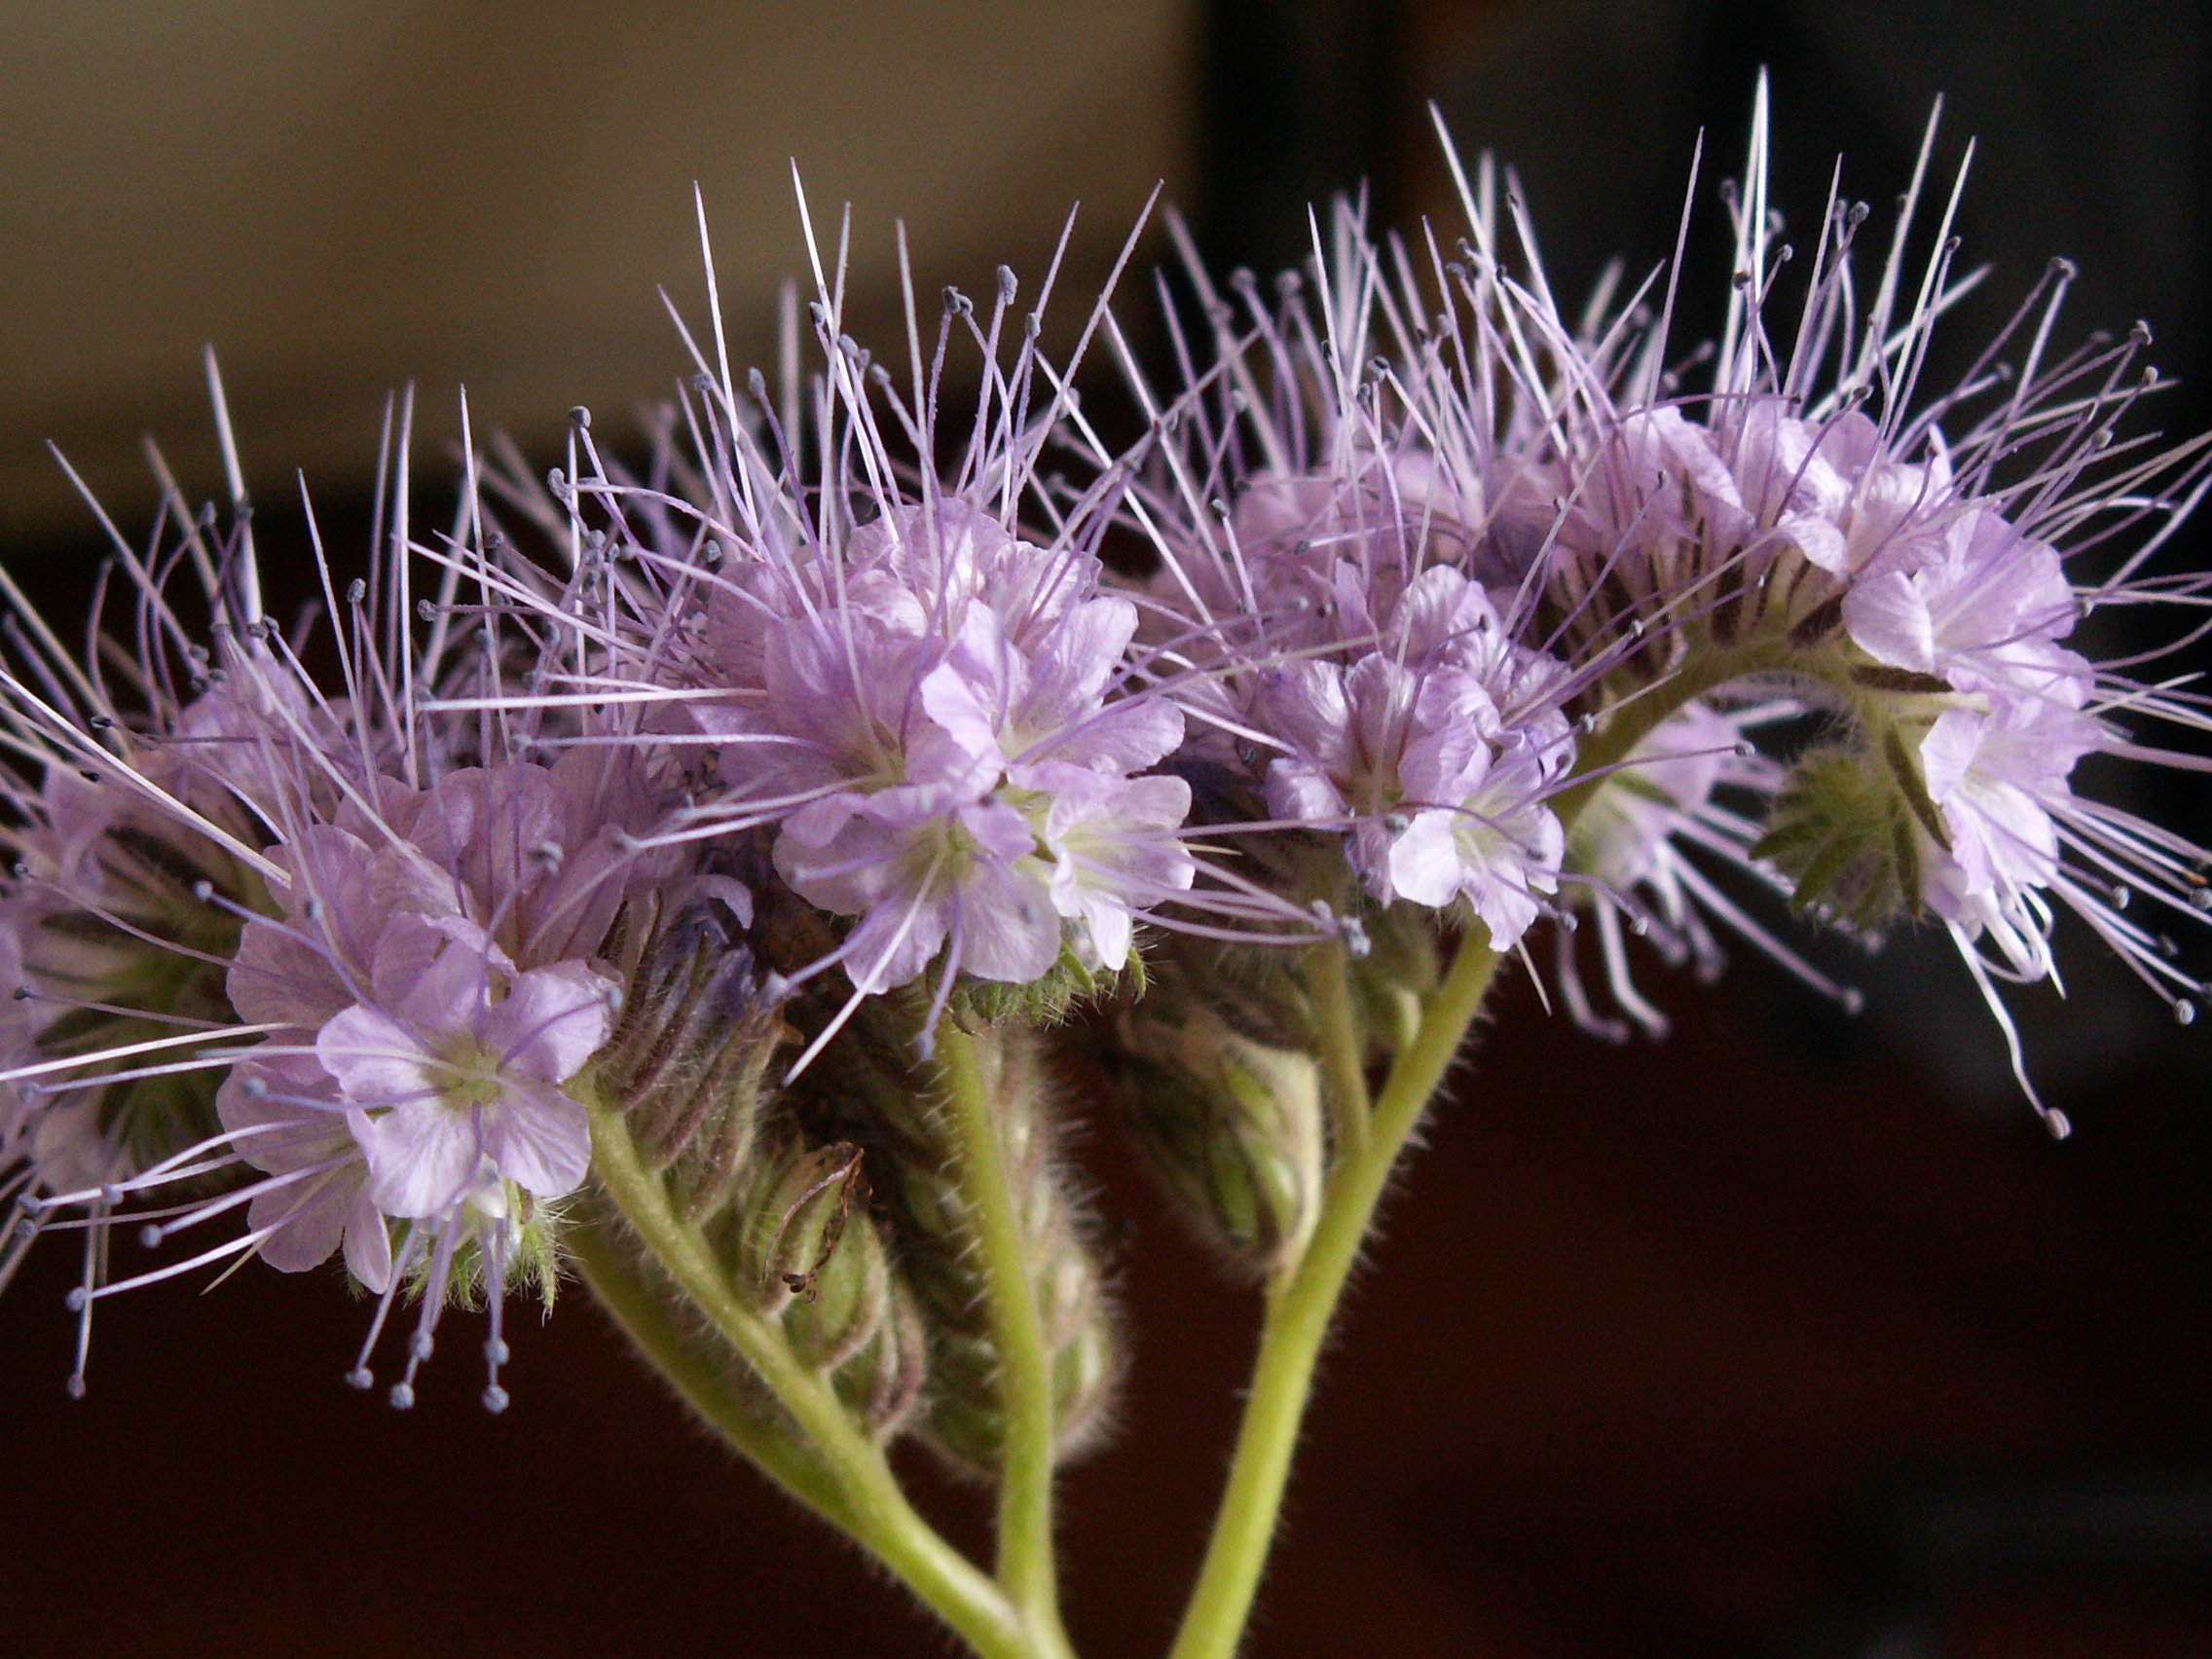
1445 81 2212 1120
5 385 682 1405
476 203 1335 1070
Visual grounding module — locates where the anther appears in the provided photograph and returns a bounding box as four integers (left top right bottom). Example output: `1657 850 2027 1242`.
191 880 213 903
868 362 891 387
137 1224 162 1250
408 1330 434 1362
78 769 101 785
241 1075 268 1098
12 985 31 1001
570 405 592 429
2046 1109 2073 1141
416 599 439 622
529 840 564 868
387 1382 416 1411
2110 884 2130 910
485 1337 511 1365
64 1372 87 1399
2176 999 2197 1027
89 715 113 729
482 1384 510 1414
2049 256 2077 280
1382 813 1411 834
997 265 1018 303
1024 313 1042 340
1839 988 1866 1017
346 1366 375 1391
63 1286 89 1312
346 578 367 605
807 301 830 327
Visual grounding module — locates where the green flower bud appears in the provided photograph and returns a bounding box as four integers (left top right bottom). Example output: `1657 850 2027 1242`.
697 1132 923 1438
783 1002 1120 1477
1348 900 1440 1056
1751 721 1950 928
1112 1005 1325 1277
595 895 787 1221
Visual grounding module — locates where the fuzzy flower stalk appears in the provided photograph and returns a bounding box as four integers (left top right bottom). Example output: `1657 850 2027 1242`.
5 87 2210 1659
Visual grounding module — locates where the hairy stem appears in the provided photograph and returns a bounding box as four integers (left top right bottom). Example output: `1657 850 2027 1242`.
934 1018 1078 1659
1165 645 1761 1658
1308 939 1372 1158
1166 934 1503 1659
583 1103 1036 1659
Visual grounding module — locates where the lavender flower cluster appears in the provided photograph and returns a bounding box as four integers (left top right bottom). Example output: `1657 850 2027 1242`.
3 103 2207 1421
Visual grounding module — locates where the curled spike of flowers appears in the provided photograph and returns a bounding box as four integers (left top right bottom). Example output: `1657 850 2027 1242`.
1112 79 2212 1124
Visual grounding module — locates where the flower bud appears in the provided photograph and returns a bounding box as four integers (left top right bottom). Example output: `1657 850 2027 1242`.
699 1131 924 1438
785 1004 1119 1476
1348 900 1440 1055
1751 731 1944 928
730 1139 885 1369
1111 1004 1325 1277
595 894 787 1221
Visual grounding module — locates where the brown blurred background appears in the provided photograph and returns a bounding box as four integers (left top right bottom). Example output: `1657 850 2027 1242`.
4 4 2211 1656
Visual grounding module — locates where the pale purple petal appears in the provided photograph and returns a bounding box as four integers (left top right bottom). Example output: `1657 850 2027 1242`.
1843 571 1936 672
477 1078 592 1198
356 1103 488 1218
483 961 616 1084
316 1005 438 1107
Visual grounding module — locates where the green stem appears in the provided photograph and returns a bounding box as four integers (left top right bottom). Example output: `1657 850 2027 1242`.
584 1105 1035 1659
934 1019 1077 1659
1166 642 1774 1659
567 1205 855 1530
1166 934 1503 1659
1307 939 1371 1157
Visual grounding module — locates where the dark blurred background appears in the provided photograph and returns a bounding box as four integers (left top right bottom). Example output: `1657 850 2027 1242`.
4 3 2211 1655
